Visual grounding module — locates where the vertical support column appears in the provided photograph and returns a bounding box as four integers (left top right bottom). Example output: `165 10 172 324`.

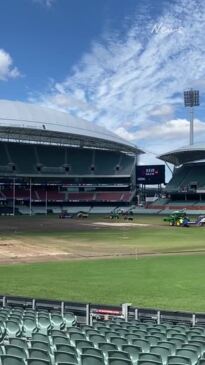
157 310 161 325
192 314 196 327
134 308 138 320
61 301 64 317
122 303 131 322
2 296 6 308
86 303 91 326
32 299 35 310
190 106 194 145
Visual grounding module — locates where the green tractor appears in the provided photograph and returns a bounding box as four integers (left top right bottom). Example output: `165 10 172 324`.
164 210 188 226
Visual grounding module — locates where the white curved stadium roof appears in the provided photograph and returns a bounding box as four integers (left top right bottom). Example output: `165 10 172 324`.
158 144 205 165
0 100 141 154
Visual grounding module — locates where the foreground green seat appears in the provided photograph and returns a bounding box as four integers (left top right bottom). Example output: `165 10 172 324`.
63 312 76 328
150 345 170 364
55 343 77 355
50 314 65 330
23 318 38 337
8 338 28 351
121 344 141 362
138 352 162 364
5 320 22 337
0 355 26 365
132 339 150 352
97 342 118 353
30 341 51 352
32 333 50 344
107 358 132 365
81 347 103 358
175 349 198 365
167 355 191 365
54 350 78 364
28 348 51 362
157 341 176 355
37 317 51 335
81 354 105 365
4 345 27 360
109 336 128 349
27 360 51 365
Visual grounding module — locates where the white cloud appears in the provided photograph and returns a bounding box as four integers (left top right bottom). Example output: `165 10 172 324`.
29 0 205 164
0 49 21 81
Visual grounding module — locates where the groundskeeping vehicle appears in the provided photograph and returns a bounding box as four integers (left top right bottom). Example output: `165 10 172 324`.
164 210 205 227
163 210 189 226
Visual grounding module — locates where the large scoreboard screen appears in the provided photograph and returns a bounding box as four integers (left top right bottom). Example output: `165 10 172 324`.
136 165 165 185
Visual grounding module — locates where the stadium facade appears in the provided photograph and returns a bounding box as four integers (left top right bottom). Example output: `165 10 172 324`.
156 144 205 210
0 100 143 214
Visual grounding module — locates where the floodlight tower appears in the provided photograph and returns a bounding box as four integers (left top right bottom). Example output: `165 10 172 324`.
184 89 200 145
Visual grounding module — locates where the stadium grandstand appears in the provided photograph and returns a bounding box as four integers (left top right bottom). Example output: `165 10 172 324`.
0 100 143 215
148 144 205 213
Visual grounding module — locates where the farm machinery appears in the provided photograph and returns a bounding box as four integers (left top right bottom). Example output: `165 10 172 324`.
164 210 205 227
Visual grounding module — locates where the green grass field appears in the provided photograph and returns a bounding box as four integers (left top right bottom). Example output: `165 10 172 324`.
1 214 205 312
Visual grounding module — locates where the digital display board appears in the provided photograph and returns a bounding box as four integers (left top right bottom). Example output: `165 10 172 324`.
136 165 165 185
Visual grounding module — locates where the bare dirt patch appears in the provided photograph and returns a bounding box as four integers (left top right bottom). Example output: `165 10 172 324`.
93 222 151 227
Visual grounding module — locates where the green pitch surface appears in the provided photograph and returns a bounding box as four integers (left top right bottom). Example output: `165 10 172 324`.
1 255 205 312
1 214 205 312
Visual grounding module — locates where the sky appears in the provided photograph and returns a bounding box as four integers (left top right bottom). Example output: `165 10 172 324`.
0 0 205 180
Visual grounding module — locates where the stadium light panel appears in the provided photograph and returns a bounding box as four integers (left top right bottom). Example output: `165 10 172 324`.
184 89 200 107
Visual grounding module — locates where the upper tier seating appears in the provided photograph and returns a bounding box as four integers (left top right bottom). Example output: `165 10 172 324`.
166 163 205 192
0 143 135 177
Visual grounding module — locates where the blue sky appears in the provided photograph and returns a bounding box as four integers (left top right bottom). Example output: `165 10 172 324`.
1 0 205 173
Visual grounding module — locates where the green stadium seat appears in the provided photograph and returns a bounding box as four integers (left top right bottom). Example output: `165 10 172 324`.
107 350 130 360
23 318 38 337
81 354 105 365
109 336 128 349
52 335 70 346
157 341 176 355
132 338 150 352
5 321 22 338
88 334 106 345
50 314 65 330
4 344 27 360
107 358 132 365
8 338 28 351
146 335 161 346
30 341 51 353
69 332 86 343
28 349 51 362
181 343 202 357
127 333 143 344
138 352 162 363
121 344 141 362
55 343 77 355
54 350 78 364
74 339 94 352
63 312 76 328
0 355 26 365
150 345 171 364
97 342 118 353
175 349 198 365
50 329 68 338
167 355 191 365
27 360 51 365
137 361 162 365
37 317 51 335
81 347 103 358
32 333 50 344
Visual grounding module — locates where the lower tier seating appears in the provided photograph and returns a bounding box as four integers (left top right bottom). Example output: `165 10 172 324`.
0 306 204 364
